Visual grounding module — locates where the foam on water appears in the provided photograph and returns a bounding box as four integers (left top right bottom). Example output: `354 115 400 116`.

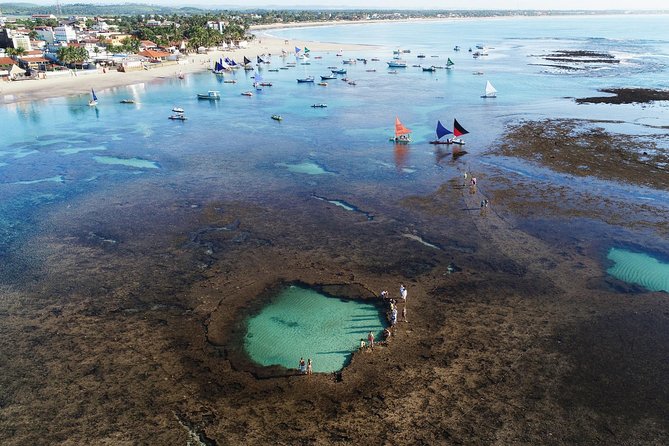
244 285 386 373
13 175 65 185
93 156 159 169
607 247 669 293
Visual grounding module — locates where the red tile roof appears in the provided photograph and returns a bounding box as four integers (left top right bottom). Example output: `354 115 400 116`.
138 49 171 58
0 57 17 65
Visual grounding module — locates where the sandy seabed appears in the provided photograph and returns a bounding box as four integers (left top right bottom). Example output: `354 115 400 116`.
0 25 668 446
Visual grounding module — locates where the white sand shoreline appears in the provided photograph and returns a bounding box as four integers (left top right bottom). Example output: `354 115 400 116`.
0 26 374 106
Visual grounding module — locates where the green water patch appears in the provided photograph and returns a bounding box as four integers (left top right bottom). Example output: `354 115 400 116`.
244 285 386 373
275 161 334 175
93 156 159 169
607 247 669 293
56 146 107 155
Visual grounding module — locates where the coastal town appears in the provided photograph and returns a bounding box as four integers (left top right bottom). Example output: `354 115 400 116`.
0 10 252 81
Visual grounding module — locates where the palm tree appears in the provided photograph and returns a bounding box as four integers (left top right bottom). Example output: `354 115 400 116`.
6 47 27 58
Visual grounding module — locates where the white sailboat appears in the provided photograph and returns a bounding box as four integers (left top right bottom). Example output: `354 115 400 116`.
481 80 497 98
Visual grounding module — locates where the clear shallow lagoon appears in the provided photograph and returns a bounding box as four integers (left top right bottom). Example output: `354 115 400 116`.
607 247 669 293
244 285 386 373
1 14 669 289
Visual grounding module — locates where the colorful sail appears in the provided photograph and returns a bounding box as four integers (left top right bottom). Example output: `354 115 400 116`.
91 89 97 101
257 56 265 64
446 58 454 67
435 120 452 140
295 46 301 54
304 47 310 53
453 119 469 137
243 56 252 65
395 117 412 137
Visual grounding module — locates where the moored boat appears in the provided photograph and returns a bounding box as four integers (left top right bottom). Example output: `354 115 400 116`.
168 113 187 121
297 76 315 83
271 114 283 121
387 60 408 68
241 91 253 96
422 66 437 72
311 103 327 108
448 119 469 144
120 99 135 104
317 82 328 86
197 90 220 100
331 68 347 75
321 74 337 80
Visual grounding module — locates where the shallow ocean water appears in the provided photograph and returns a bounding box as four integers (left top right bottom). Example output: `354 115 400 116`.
244 285 386 372
1 15 668 315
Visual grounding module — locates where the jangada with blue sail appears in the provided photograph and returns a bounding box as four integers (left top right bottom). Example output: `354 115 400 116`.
88 89 98 106
429 120 453 144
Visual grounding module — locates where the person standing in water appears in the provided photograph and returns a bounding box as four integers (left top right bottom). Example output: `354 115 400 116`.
307 358 313 375
368 331 375 348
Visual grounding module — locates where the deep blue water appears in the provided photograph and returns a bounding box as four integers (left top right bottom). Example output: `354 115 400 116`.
1 14 669 289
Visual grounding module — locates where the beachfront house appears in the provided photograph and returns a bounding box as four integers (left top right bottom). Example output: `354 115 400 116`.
0 55 16 81
16 49 50 72
138 49 171 63
0 29 32 51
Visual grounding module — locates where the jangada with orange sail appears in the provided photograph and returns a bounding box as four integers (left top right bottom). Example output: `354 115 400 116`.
390 117 412 143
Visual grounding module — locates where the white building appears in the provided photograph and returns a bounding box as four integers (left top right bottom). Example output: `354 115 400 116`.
206 21 226 33
12 34 32 51
54 26 77 43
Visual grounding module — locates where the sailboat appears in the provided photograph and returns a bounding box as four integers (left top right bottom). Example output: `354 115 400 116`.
446 58 455 69
429 120 453 145
243 56 254 70
212 58 227 74
448 119 469 145
481 80 497 98
390 117 412 143
253 71 263 90
88 89 98 106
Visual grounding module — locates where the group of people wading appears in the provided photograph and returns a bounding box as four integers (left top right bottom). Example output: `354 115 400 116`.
360 283 409 351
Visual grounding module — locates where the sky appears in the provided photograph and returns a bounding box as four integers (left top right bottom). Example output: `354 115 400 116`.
18 0 669 9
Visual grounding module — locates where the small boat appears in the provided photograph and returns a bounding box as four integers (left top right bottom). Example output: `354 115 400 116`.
371 58 380 61
348 80 357 85
172 107 184 113
341 77 348 82
271 115 283 121
422 66 436 72
88 89 98 106
197 90 220 100
417 54 426 59
402 49 411 53
241 91 253 96
387 60 407 68
412 64 421 68
356 58 367 62
177 72 185 79
331 68 347 75
446 58 455 69
366 69 376 72
328 66 338 69
280 67 289 70
389 117 412 143
429 120 453 145
431 55 439 58
223 79 237 83
448 119 469 145
168 114 187 121
453 46 461 51
300 62 311 65
314 56 323 59
259 82 273 87
388 70 398 74
317 82 328 86
321 74 337 80
119 99 135 104
311 103 327 108
481 80 497 98
342 59 356 64
297 76 315 83
472 71 484 75
268 68 279 72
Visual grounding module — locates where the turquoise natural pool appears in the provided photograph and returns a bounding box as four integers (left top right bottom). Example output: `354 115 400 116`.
607 247 669 293
244 285 386 373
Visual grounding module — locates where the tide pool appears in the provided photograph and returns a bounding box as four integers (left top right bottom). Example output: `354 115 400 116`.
244 285 386 373
607 247 669 293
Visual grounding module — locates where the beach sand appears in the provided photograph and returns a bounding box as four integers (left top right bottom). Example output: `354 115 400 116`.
0 34 368 105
